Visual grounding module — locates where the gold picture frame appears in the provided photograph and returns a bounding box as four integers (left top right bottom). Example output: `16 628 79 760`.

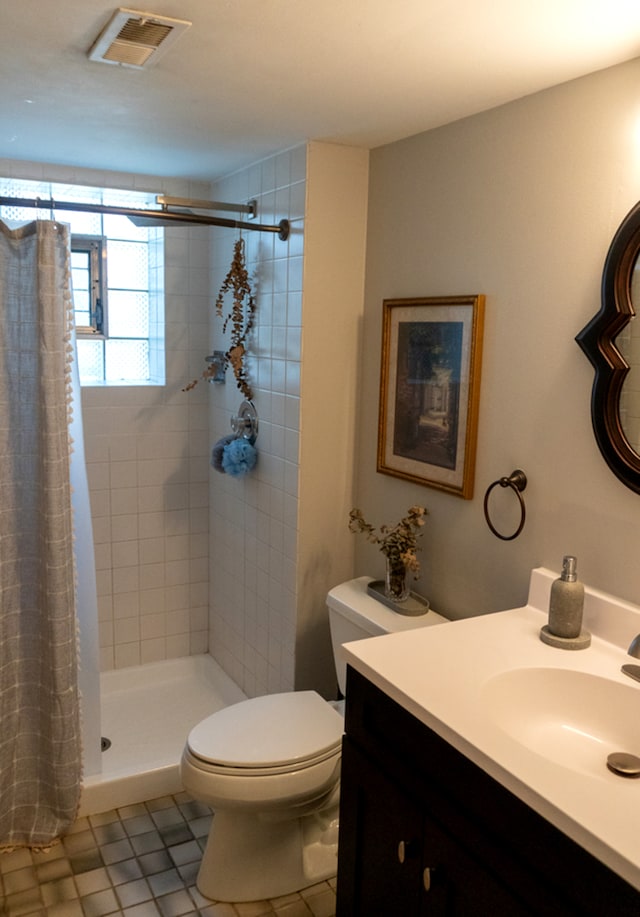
377 295 485 499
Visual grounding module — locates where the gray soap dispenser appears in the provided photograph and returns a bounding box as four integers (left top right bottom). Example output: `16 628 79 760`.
540 555 591 649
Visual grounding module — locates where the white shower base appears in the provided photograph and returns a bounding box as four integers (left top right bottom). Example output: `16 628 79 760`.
79 654 247 817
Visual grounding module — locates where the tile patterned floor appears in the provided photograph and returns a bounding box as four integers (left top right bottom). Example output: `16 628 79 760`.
0 793 337 917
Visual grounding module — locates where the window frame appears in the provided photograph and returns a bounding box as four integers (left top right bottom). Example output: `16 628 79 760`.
71 235 108 337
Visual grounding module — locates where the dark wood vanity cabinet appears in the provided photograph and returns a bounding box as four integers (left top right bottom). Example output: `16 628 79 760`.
336 668 640 917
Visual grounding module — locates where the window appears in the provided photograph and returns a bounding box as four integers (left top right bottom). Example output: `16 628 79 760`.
0 178 165 386
71 236 107 334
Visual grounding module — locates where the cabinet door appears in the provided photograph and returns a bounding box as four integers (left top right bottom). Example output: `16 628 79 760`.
422 810 532 916
338 738 434 916
338 738 531 916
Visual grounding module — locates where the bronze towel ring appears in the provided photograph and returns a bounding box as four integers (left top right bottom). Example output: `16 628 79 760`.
483 470 527 541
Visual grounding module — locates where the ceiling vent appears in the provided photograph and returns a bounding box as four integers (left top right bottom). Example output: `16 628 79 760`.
88 8 192 69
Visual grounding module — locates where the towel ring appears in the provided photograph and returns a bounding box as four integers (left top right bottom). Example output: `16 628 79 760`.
483 470 527 541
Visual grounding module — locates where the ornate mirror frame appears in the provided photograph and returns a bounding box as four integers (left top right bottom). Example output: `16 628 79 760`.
576 201 640 493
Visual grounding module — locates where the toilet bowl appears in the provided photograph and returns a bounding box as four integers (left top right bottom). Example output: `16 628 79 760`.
180 576 449 902
181 690 342 901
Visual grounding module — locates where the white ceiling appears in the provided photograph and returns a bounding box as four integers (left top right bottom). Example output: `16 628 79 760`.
2 1 640 181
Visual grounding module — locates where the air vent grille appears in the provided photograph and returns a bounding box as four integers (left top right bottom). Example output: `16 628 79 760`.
88 8 191 69
117 20 173 46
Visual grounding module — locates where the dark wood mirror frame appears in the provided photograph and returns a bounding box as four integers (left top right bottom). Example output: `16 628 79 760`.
576 201 640 493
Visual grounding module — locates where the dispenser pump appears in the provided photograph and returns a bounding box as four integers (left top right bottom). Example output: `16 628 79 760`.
539 555 591 649
560 554 577 583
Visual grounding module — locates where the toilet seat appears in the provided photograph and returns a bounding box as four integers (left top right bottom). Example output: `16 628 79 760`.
186 690 343 775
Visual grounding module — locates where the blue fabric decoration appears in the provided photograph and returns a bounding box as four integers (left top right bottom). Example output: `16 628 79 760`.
211 435 236 473
222 437 258 477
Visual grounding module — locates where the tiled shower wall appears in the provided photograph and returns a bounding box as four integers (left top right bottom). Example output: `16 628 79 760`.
0 157 213 671
207 145 307 697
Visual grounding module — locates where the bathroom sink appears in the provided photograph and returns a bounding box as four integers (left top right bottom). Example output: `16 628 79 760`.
341 569 640 890
481 667 640 777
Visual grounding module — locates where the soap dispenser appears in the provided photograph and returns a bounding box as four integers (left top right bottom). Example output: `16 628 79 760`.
540 555 591 649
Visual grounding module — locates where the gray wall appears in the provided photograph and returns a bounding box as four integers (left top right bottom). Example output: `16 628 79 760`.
356 58 640 618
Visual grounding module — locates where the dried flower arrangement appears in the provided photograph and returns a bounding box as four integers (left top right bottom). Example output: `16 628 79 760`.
183 236 255 398
348 505 428 576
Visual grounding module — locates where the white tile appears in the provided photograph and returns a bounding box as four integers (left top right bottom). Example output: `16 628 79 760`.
166 634 190 658
111 515 139 542
140 588 166 615
99 620 114 647
110 461 138 488
115 642 140 668
115 617 141 644
113 541 140 568
95 569 112 598
165 483 189 511
165 584 190 611
111 488 138 516
140 563 166 590
87 462 110 490
92 515 112 544
140 614 166 640
166 609 189 636
139 512 164 539
140 638 166 664
287 291 302 326
166 560 190 587
286 360 300 397
113 567 140 595
94 544 112 572
163 534 189 561
113 592 140 620
189 557 208 584
139 538 165 565
98 595 113 622
288 255 303 293
138 486 165 514
100 646 115 671
109 435 137 462
90 490 111 518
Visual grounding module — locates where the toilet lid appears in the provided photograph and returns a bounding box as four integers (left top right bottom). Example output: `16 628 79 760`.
187 691 343 768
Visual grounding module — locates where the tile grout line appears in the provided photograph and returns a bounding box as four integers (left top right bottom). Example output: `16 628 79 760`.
0 792 336 917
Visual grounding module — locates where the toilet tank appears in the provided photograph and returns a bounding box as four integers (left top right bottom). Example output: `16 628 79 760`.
326 576 449 695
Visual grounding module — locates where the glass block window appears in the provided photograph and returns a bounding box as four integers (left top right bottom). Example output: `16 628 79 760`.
0 177 165 386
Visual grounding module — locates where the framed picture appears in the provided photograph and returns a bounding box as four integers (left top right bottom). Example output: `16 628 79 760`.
377 295 485 499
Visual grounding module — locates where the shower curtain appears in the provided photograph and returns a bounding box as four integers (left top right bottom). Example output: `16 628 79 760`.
0 219 82 847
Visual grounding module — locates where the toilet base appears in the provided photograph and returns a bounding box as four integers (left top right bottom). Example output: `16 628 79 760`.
196 805 339 902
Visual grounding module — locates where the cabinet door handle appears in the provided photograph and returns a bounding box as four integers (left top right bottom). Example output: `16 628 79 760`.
423 867 433 891
397 839 418 863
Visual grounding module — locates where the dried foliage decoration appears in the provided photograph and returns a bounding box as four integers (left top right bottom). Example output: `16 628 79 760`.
348 505 428 575
216 237 255 399
183 237 256 397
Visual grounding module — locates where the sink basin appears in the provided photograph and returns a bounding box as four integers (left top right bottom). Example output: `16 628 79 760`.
481 667 640 777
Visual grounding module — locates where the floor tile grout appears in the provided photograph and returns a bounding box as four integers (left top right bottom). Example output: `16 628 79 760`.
0 793 336 917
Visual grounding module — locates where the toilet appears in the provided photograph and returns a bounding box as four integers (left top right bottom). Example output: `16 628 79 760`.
180 576 449 902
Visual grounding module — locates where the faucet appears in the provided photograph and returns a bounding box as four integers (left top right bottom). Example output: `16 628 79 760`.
622 635 640 683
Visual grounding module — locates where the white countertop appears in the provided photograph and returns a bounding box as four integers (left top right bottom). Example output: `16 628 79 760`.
341 568 640 891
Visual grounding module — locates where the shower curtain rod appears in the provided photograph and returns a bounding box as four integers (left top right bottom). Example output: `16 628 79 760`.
0 196 290 241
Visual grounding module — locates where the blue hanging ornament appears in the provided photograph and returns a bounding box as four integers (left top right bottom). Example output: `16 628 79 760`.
222 437 258 477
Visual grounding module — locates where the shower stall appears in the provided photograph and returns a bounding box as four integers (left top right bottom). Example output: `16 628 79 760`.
58 191 287 815
0 182 292 820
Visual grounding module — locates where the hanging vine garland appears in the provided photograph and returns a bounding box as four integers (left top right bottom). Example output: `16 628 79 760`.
216 236 255 399
183 236 256 397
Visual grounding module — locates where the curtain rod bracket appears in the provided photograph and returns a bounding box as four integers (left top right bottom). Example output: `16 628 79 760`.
278 219 290 241
156 195 257 217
